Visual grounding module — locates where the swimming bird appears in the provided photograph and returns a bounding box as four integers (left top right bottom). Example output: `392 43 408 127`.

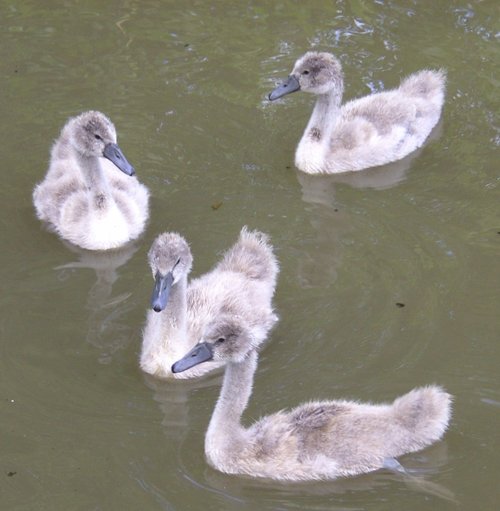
172 317 452 481
141 227 279 379
33 111 149 250
268 51 446 174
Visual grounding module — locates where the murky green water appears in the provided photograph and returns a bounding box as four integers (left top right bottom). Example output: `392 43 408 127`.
1 1 499 509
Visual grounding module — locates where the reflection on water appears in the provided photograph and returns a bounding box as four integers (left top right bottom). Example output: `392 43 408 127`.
142 372 223 441
292 120 443 289
289 204 349 289
292 154 414 288
54 241 139 363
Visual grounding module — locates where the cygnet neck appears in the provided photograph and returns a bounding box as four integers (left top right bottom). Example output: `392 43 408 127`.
205 350 258 451
75 151 113 204
158 274 189 356
304 88 343 144
295 87 343 173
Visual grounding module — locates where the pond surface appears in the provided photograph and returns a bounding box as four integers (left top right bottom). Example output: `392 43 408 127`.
1 1 499 510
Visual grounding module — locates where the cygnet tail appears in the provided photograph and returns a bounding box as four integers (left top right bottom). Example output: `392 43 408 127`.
399 69 446 104
392 385 452 449
216 226 279 285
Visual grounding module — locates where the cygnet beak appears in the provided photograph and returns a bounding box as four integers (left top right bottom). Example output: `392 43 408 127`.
268 75 301 101
171 342 214 373
151 271 174 312
103 143 135 176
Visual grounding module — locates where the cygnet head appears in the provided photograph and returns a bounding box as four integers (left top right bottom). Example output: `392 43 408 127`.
66 110 135 176
268 51 343 100
171 316 257 374
148 232 193 313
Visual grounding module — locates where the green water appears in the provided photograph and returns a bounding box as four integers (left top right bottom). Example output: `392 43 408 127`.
1 1 499 509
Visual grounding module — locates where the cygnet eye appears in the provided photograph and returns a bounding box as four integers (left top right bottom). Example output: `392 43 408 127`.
216 337 225 345
94 134 103 140
302 70 309 75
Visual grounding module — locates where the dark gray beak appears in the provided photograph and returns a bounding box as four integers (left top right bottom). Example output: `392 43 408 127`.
151 271 174 312
103 143 135 176
268 75 301 101
172 342 214 373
